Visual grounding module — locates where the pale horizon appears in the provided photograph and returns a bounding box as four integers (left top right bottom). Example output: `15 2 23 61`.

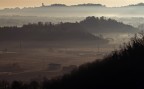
0 0 144 9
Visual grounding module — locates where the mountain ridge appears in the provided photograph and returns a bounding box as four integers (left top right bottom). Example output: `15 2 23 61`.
2 2 144 10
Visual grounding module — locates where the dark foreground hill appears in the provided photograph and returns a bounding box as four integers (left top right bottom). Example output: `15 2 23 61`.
1 34 144 89
39 34 144 89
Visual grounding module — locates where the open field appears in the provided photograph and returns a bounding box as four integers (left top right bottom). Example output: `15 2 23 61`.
0 41 114 81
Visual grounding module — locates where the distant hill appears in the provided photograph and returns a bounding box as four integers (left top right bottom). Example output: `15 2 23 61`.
0 22 109 45
0 16 137 44
71 3 105 7
80 16 137 33
1 3 144 17
127 3 144 7
41 3 105 7
49 4 67 7
0 4 106 17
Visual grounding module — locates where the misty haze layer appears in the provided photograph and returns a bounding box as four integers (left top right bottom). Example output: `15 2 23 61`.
1 3 144 17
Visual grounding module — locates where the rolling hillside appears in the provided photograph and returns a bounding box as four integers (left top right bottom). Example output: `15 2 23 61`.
80 16 137 33
0 22 109 45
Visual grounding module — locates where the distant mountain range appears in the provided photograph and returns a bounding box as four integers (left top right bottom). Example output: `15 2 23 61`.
41 3 105 7
43 3 144 7
1 3 144 10
1 3 144 17
2 3 105 9
127 3 144 7
2 3 144 10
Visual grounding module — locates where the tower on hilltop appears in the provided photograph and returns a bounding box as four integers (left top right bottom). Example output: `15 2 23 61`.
42 3 45 7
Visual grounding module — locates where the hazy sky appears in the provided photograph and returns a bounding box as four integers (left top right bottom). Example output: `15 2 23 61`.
0 0 144 8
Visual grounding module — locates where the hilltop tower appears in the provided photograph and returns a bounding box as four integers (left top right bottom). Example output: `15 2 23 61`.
42 3 45 7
